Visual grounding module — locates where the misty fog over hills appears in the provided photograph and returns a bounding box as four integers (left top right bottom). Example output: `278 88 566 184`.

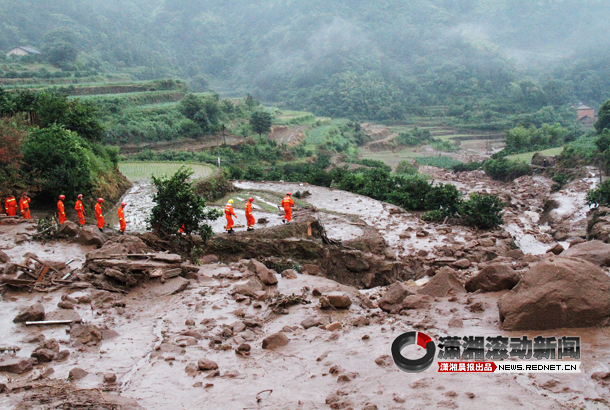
1 0 609 120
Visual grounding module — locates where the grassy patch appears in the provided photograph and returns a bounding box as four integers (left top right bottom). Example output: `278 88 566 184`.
505 147 564 163
119 162 215 182
415 156 463 169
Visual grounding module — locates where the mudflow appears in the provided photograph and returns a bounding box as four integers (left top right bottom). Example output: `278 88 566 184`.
2 167 610 409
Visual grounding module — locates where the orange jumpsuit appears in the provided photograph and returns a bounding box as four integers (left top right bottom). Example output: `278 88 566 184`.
245 202 255 228
19 197 31 219
5 196 17 216
225 203 236 231
118 206 126 233
57 200 66 224
75 199 85 226
95 202 104 229
281 195 295 222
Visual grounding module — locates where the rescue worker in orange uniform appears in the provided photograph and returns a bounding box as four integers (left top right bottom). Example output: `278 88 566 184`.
225 199 237 234
118 202 127 234
95 198 105 232
19 193 31 219
57 195 66 224
5 195 17 216
281 192 295 224
75 194 86 227
245 197 255 231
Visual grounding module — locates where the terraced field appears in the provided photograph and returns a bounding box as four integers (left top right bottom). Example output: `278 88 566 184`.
118 162 215 182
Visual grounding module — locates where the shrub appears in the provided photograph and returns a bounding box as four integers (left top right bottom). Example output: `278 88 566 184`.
483 158 532 182
395 160 419 175
452 161 481 172
149 166 222 239
551 172 569 192
586 180 610 207
422 210 446 223
459 193 505 229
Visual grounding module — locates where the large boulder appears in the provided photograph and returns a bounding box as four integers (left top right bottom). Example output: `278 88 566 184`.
59 221 79 237
74 226 105 247
561 240 610 266
418 267 466 297
87 235 151 259
325 292 352 309
465 263 520 292
262 332 289 350
247 259 278 286
498 257 610 330
13 303 45 323
0 358 33 374
231 278 266 300
378 282 414 312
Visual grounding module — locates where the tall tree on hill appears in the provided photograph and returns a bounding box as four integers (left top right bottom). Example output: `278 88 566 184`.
250 111 272 137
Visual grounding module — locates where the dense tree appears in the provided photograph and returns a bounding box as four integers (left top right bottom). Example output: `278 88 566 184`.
21 125 92 201
250 111 273 137
595 100 610 134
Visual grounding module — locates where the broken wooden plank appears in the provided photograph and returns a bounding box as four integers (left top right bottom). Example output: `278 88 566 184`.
0 277 35 286
95 259 181 271
35 265 50 284
29 256 62 275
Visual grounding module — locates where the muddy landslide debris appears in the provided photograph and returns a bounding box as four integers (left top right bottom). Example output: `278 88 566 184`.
13 303 45 323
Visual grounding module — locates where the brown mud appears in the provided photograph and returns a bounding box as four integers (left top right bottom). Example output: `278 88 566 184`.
0 168 610 409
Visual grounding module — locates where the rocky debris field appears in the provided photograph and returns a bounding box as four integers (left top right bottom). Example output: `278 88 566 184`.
1 169 610 409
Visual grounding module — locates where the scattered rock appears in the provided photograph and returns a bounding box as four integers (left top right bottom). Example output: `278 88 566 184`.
55 350 70 361
465 263 520 292
74 226 105 247
547 243 564 255
59 221 79 237
0 250 10 263
478 238 495 247
452 259 471 269
319 296 331 309
15 234 28 244
301 317 323 329
68 367 88 380
198 359 219 371
280 269 298 279
326 322 342 331
57 301 75 310
302 264 321 275
199 255 219 264
0 358 33 374
70 324 102 346
104 373 117 383
374 355 393 367
448 316 463 328
504 249 524 260
262 333 289 349
402 294 433 309
232 278 266 299
499 257 610 330
561 240 610 266
378 283 414 312
248 259 278 285
326 292 352 309
185 363 198 374
154 277 190 297
13 303 45 323
31 348 55 363
418 267 466 297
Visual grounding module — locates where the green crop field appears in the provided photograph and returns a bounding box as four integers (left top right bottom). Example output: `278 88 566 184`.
505 147 564 163
119 162 215 181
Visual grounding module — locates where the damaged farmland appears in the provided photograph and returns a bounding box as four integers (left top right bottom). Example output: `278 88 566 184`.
2 163 610 409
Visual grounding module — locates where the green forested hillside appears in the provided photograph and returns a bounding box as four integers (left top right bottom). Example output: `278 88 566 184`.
1 0 609 123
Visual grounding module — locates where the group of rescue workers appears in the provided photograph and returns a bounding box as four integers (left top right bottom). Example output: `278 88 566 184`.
4 191 296 236
3 193 128 234
223 192 295 234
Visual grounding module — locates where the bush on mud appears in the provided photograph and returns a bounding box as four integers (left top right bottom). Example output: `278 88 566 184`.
483 157 532 182
459 193 505 229
149 166 222 239
586 180 610 207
